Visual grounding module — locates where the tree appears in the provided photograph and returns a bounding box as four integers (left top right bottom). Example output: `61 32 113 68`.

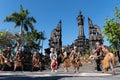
4 4 37 51
38 31 46 53
4 5 36 36
103 6 120 48
24 30 46 53
0 31 15 49
103 6 120 62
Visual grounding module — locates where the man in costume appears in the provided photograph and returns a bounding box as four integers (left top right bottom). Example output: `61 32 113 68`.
3 47 12 62
93 42 115 74
93 42 103 71
32 51 41 71
14 48 25 71
61 47 70 72
94 45 116 74
69 46 82 73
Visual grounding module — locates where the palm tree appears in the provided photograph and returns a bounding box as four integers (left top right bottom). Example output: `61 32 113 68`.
38 31 46 53
24 30 46 52
4 5 36 36
31 30 46 53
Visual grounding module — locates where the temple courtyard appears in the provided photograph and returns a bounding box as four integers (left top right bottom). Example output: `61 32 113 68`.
0 63 120 80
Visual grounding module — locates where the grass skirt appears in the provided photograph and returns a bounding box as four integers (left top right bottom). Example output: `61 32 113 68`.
101 53 115 69
62 58 71 68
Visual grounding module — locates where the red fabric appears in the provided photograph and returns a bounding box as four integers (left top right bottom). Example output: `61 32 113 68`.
51 60 57 68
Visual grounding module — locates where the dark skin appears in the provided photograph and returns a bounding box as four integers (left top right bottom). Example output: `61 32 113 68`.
69 48 81 73
93 45 115 74
93 44 103 59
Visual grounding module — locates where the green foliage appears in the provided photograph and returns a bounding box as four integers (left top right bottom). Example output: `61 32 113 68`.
86 49 91 56
4 5 36 34
103 6 120 48
23 30 46 53
109 46 116 53
0 31 15 49
0 5 47 63
3 5 46 57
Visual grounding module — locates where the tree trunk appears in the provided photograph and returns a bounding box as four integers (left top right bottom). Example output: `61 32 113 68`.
41 40 44 54
115 43 120 63
19 26 22 36
117 50 120 63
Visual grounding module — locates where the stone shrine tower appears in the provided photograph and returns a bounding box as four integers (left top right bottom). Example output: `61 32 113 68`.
65 11 103 55
47 11 103 55
74 11 86 55
77 11 85 37
49 20 62 53
88 17 103 51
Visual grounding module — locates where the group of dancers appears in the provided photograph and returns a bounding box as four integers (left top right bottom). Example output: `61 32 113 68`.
0 47 25 71
50 42 116 74
50 46 82 73
0 42 116 74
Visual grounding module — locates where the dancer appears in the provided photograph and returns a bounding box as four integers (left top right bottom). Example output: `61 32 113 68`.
69 46 82 73
61 47 71 72
50 48 58 72
101 46 115 74
93 42 116 74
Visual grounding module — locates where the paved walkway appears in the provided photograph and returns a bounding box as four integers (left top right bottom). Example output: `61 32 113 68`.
0 63 120 80
0 71 112 77
0 71 119 80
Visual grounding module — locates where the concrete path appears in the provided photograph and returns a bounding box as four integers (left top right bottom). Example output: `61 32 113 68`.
0 63 120 80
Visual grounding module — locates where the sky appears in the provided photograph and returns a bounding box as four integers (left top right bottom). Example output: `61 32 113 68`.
0 0 120 51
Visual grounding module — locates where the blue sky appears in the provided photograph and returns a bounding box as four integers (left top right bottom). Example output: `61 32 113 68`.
0 0 119 50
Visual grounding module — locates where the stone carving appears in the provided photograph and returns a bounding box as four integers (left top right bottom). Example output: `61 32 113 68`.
88 18 103 50
48 11 103 56
65 12 103 55
77 11 84 26
49 20 62 53
50 29 56 39
88 17 94 28
95 25 102 35
77 11 85 37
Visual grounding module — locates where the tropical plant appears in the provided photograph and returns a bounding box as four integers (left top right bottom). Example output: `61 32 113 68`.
86 49 91 56
24 30 46 53
0 31 15 49
4 5 36 36
103 6 120 62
